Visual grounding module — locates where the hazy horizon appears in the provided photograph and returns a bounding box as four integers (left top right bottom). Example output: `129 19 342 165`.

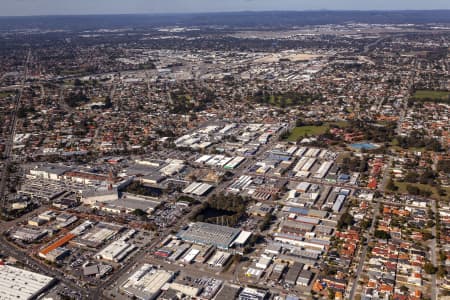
1 0 450 17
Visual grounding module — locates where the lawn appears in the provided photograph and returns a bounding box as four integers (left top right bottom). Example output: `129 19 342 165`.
412 90 450 102
330 121 349 128
268 95 295 106
390 140 426 152
286 121 349 142
286 125 329 141
0 91 12 98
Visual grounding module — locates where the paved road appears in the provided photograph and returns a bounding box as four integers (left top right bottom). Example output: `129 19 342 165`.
98 123 293 298
0 235 87 295
380 156 393 192
348 200 380 300
0 50 31 209
430 199 438 300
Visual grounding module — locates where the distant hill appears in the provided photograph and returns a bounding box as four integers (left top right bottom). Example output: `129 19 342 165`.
0 10 449 31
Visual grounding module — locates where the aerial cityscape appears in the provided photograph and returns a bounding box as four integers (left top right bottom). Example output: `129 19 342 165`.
0 3 449 300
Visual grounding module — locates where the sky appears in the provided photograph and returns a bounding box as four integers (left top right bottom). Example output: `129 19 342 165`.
1 0 450 16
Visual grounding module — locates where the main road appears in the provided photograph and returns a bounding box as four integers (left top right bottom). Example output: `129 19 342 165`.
0 50 31 209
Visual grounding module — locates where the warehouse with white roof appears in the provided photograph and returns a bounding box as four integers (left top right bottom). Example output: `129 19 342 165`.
0 265 55 300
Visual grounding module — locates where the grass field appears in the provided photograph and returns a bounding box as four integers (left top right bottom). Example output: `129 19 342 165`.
286 121 348 142
390 139 426 152
0 91 12 98
287 125 328 141
412 90 450 102
394 181 443 200
268 95 296 106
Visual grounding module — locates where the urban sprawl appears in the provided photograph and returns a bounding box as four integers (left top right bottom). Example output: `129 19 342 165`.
0 12 449 300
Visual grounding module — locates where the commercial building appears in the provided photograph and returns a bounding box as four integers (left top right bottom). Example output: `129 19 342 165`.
92 193 162 215
0 265 55 299
29 164 72 180
82 189 119 205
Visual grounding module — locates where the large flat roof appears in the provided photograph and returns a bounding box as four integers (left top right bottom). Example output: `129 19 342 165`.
177 222 241 249
0 265 54 300
121 264 173 300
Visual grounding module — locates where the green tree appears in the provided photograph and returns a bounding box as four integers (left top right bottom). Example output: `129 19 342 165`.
424 262 437 274
327 288 335 300
386 178 398 191
132 209 148 217
104 96 113 109
400 285 409 294
374 230 391 240
337 212 355 229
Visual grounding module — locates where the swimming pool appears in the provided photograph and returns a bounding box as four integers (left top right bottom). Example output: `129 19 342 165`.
350 142 379 150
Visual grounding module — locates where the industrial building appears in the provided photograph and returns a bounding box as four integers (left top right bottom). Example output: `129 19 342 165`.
182 182 213 196
159 160 185 176
166 282 200 297
140 173 166 185
39 233 76 258
285 262 304 285
224 156 245 169
228 175 253 193
72 222 123 248
182 248 200 264
177 222 241 250
215 284 241 300
120 264 174 300
96 240 136 262
238 287 268 300
82 263 113 278
207 251 232 268
0 265 55 299
297 270 314 286
38 210 58 221
28 217 46 227
11 227 48 243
